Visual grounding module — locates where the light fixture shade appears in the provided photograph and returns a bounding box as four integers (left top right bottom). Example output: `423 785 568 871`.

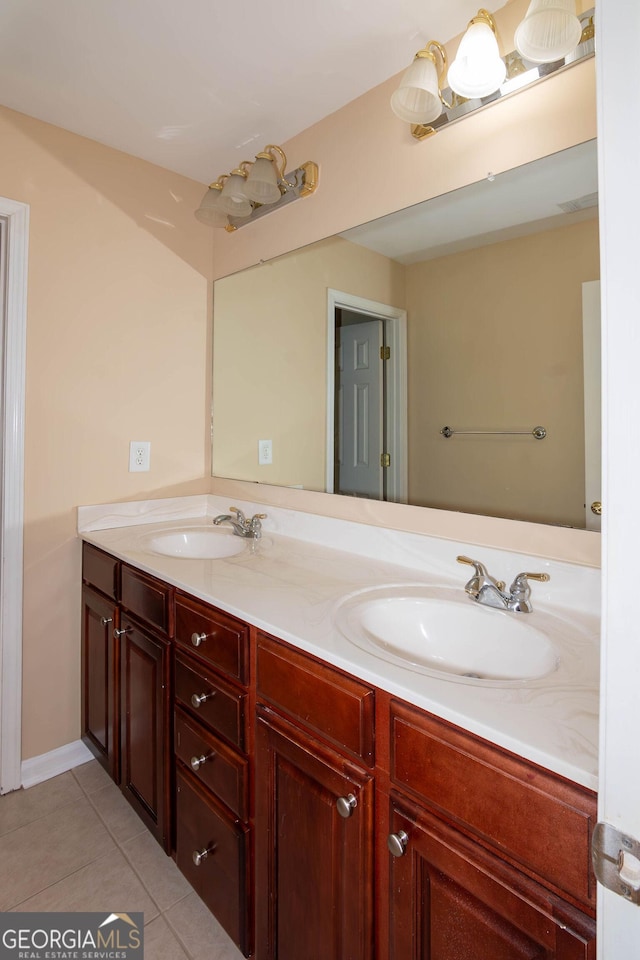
218 172 252 217
514 0 582 63
244 156 282 205
447 20 506 99
194 186 228 227
390 54 442 125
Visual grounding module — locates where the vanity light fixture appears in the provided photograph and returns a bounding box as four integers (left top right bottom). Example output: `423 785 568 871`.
194 144 319 231
390 40 449 125
514 0 583 64
391 5 594 141
447 9 506 99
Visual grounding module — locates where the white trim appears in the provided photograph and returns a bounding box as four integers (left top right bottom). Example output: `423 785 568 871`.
0 197 28 796
21 740 94 790
326 289 408 502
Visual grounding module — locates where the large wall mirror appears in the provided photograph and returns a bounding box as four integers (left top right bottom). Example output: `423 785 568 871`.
212 138 599 530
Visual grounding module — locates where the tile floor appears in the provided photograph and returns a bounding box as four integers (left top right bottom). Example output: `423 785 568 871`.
0 760 244 960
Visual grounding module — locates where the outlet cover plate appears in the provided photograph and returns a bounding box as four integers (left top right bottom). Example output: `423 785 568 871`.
129 441 151 472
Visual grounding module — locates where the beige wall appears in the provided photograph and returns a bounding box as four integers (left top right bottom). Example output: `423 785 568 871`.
0 106 213 760
212 236 405 488
208 0 599 566
407 217 600 525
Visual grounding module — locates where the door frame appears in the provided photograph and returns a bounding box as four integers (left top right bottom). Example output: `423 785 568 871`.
326 289 407 502
0 197 28 795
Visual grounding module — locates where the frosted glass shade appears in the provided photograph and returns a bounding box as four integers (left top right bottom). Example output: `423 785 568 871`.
244 156 282 204
390 55 442 125
218 173 252 217
447 20 506 99
194 187 228 227
515 0 582 63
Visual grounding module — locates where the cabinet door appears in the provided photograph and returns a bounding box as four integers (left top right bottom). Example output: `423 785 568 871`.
387 799 596 960
120 616 170 849
255 707 374 960
81 585 119 781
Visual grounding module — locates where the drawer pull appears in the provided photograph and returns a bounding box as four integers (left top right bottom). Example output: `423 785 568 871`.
192 845 215 867
190 753 215 771
191 632 208 647
100 616 113 627
113 626 132 638
387 830 409 858
191 691 216 709
336 793 357 819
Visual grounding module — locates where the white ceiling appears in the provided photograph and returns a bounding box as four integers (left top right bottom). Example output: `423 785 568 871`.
0 0 506 185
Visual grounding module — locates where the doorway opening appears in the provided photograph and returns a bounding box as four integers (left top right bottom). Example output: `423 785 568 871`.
326 289 407 502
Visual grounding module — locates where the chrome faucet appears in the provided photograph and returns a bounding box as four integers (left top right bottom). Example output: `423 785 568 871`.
456 555 550 613
213 506 267 539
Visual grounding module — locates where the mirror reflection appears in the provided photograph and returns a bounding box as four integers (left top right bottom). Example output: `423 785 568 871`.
212 140 599 529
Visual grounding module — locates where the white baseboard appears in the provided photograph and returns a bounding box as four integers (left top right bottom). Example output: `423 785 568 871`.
21 739 94 790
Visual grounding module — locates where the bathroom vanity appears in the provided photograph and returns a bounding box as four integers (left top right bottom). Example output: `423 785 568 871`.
79 499 599 959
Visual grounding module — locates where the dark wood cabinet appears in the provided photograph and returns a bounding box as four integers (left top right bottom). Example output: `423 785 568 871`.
81 584 120 781
119 614 171 849
81 545 598 960
173 590 253 957
255 706 374 960
386 797 596 960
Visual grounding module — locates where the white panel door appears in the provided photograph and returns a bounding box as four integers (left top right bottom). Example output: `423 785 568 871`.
597 0 640 952
336 319 384 499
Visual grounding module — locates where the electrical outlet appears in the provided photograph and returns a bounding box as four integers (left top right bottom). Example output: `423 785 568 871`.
129 441 151 472
258 439 273 465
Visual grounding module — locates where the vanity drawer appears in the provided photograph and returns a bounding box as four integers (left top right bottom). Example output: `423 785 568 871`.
390 699 597 909
175 592 249 684
174 708 248 820
82 543 119 601
121 564 173 637
176 768 251 957
256 632 375 765
175 652 246 751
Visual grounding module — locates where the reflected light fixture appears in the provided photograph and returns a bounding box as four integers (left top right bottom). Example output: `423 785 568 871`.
390 40 448 125
514 0 582 64
447 9 506 99
194 144 319 231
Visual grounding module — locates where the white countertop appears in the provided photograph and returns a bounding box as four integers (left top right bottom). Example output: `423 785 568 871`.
78 496 600 791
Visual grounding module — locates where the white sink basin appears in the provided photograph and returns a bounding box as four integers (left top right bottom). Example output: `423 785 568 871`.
335 586 559 684
144 528 246 560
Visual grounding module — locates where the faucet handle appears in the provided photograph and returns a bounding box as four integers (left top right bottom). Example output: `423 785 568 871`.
252 513 267 521
229 506 246 522
456 556 505 593
509 571 550 594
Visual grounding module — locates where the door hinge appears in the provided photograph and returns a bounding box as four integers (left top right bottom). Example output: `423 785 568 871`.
380 345 391 360
592 821 640 905
381 453 391 468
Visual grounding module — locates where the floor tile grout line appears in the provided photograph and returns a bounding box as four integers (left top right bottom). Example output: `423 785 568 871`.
117 834 193 918
3 844 121 913
0 790 89 841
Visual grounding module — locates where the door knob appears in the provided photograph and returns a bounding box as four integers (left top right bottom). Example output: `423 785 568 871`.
100 616 113 627
591 501 602 516
113 626 132 638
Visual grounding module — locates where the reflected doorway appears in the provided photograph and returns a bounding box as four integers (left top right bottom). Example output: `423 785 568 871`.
326 289 408 503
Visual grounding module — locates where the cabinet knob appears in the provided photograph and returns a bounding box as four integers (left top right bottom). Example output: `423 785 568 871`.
190 753 214 771
387 830 409 858
336 793 358 819
191 632 208 647
591 500 602 516
191 691 216 709
113 626 132 638
100 616 113 627
192 845 215 867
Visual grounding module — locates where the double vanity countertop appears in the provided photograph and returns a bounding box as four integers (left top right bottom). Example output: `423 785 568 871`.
78 495 600 792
